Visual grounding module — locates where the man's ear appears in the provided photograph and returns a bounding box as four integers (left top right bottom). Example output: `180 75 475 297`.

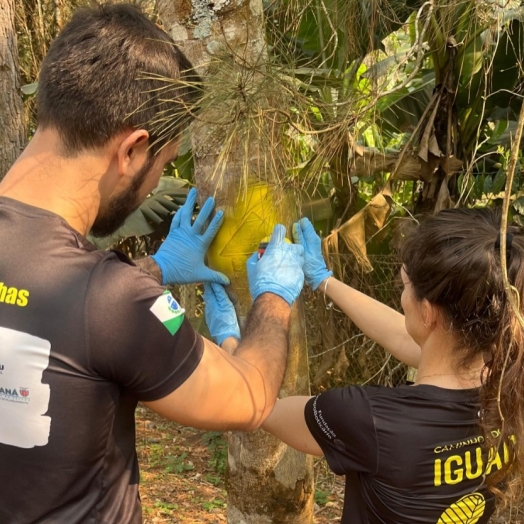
116 129 150 177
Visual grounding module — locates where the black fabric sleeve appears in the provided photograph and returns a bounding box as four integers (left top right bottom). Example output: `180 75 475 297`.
304 386 379 476
84 252 204 401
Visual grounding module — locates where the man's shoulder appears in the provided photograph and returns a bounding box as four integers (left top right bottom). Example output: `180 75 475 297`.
89 249 147 282
86 250 164 305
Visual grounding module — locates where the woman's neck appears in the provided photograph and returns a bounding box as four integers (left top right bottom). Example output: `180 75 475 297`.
414 370 482 389
414 331 484 389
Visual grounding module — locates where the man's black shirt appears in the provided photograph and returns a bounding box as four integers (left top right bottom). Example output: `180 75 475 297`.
0 197 203 523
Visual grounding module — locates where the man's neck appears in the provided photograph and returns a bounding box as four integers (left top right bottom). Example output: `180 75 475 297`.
0 128 107 236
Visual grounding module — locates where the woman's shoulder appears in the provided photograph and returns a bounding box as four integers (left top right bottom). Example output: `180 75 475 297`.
362 383 480 404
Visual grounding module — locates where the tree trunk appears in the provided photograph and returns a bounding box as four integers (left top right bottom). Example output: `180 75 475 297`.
157 1 315 522
0 0 25 179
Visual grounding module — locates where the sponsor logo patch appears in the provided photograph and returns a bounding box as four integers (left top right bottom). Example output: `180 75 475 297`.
0 326 51 448
150 290 185 335
0 387 30 403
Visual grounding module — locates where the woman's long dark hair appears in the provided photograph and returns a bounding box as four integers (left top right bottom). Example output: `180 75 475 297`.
400 207 524 504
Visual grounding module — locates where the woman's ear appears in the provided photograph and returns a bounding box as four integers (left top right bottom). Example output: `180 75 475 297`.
421 298 439 329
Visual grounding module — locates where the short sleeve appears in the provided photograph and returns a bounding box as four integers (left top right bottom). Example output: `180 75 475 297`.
85 252 204 401
304 386 378 476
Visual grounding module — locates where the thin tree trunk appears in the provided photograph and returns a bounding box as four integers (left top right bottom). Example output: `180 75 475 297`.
0 0 25 179
157 1 315 522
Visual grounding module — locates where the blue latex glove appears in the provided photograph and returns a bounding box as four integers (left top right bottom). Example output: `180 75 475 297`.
203 283 241 346
246 224 305 306
151 188 229 286
292 217 332 290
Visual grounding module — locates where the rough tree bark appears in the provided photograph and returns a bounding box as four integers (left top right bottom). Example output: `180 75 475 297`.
157 1 315 522
0 0 25 179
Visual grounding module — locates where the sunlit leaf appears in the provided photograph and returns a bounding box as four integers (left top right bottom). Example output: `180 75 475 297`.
21 82 38 96
513 196 524 215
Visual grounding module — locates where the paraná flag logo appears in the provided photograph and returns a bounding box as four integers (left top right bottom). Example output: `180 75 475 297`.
150 290 185 335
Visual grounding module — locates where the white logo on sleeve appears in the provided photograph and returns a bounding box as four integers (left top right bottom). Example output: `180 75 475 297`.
150 290 185 335
0 326 51 448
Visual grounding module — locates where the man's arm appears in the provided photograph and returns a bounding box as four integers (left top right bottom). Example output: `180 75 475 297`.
196 284 320 441
144 293 291 431
144 224 305 431
323 277 421 368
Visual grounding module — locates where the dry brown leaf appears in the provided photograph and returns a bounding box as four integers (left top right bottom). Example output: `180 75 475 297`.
322 230 344 277
418 99 440 162
428 134 442 157
382 179 393 198
440 155 463 176
366 193 390 230
352 150 398 178
390 154 438 183
434 179 452 213
325 193 391 274
419 155 440 183
353 143 365 157
337 210 373 272
390 154 422 181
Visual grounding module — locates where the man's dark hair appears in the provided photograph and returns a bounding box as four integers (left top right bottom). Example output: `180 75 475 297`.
37 3 200 156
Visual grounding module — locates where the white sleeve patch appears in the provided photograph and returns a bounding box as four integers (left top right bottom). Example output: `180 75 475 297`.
0 326 51 448
149 290 185 336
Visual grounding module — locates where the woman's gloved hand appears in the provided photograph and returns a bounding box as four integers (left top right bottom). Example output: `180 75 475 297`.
292 217 332 290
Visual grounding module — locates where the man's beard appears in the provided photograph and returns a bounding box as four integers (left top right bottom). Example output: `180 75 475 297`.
90 155 156 238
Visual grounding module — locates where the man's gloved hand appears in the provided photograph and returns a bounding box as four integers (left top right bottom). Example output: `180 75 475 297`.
292 217 332 290
151 188 229 286
203 283 241 346
246 224 305 306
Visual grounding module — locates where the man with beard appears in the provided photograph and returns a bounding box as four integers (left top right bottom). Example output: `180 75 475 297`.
0 4 304 523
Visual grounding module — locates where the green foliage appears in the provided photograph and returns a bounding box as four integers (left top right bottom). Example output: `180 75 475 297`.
88 177 188 251
314 488 330 506
164 452 195 474
202 431 228 476
153 500 179 515
201 498 226 511
16 0 524 253
268 0 523 242
17 0 523 258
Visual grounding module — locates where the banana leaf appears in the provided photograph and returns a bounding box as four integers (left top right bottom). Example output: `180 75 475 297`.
88 177 189 250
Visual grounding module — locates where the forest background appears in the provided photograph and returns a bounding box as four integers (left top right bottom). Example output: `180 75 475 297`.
1 0 524 521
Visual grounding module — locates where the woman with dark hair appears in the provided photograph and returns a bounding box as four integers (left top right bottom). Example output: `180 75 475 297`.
205 207 522 523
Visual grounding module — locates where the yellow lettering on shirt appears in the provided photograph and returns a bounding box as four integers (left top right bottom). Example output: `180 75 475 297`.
5 288 18 305
16 289 29 307
485 448 503 476
0 282 30 308
465 447 483 480
433 435 514 487
435 459 442 487
444 455 463 485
